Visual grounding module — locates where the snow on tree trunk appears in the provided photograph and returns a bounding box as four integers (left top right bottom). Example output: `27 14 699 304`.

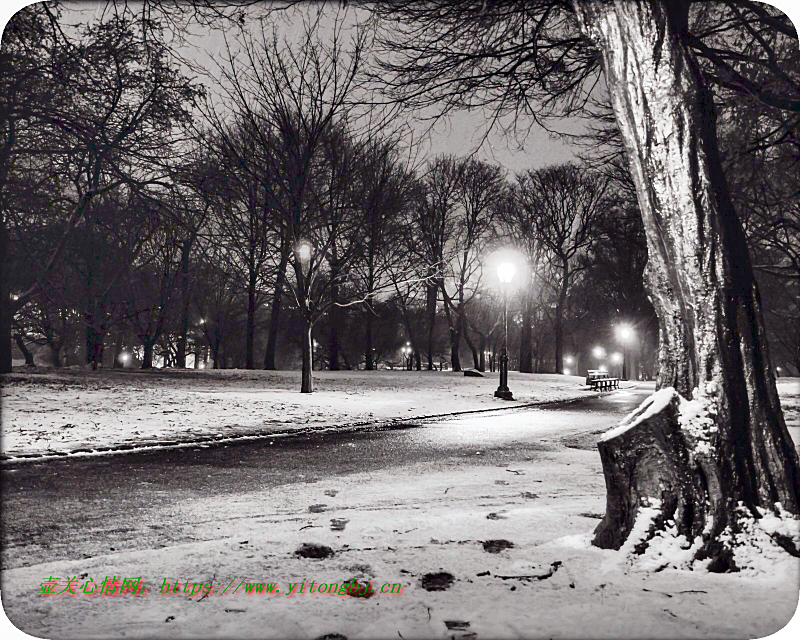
571 0 800 570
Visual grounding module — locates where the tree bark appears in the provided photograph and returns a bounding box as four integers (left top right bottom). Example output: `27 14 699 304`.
572 0 800 569
142 340 154 369
425 280 437 370
519 291 533 373
461 311 480 370
14 335 34 366
113 329 124 369
175 238 194 369
301 315 313 393
365 296 374 370
554 259 569 374
0 214 11 373
246 267 257 370
264 245 289 370
85 301 106 371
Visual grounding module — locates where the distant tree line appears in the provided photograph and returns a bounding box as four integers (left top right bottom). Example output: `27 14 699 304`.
2 2 797 397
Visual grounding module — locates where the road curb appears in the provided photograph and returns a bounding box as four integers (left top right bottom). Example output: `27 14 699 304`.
1 386 641 465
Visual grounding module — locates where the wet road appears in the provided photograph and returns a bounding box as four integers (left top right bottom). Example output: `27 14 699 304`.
1 386 650 569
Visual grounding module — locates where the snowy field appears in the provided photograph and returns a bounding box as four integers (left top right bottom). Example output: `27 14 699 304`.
1 373 798 639
0 368 606 459
2 403 799 639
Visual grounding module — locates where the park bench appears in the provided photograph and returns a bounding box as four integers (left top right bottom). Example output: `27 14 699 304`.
589 376 619 391
586 369 607 385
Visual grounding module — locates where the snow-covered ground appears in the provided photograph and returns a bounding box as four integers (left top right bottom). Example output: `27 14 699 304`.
2 374 798 638
2 408 798 639
1 368 608 458
779 378 800 446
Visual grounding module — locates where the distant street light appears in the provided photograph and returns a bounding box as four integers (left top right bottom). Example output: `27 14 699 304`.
593 346 605 359
401 345 413 370
615 324 635 380
495 262 515 400
296 240 313 266
565 356 573 365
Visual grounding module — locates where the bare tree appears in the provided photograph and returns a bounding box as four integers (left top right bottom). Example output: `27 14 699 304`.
207 10 368 391
514 164 607 374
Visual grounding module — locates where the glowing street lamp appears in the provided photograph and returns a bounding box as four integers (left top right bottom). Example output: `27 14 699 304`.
495 262 515 400
401 344 413 370
615 324 635 380
295 240 313 266
593 346 605 359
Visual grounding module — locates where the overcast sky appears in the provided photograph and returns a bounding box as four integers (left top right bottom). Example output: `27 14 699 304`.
3 0 799 177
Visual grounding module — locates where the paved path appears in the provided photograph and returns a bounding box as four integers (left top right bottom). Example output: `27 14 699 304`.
1 386 651 570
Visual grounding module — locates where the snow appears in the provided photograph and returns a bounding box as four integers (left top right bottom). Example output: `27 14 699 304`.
2 429 798 639
1 375 798 638
677 385 719 456
598 386 677 442
0 369 604 459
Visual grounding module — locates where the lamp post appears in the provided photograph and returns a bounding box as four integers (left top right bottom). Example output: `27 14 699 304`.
495 262 515 400
611 352 623 378
615 325 634 380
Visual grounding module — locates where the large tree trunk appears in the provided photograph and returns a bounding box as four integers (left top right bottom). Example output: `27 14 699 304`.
572 0 800 569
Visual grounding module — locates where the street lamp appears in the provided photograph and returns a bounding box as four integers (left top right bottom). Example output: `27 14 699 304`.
495 262 515 400
615 325 635 380
296 240 313 265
